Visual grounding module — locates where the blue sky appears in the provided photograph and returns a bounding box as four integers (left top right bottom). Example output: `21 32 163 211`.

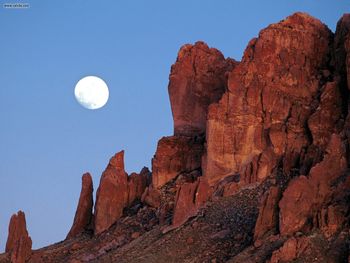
0 0 348 250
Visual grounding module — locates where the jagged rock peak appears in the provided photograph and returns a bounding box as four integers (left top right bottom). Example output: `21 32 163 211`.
66 172 94 239
94 151 150 235
5 211 32 263
94 150 128 235
109 150 125 169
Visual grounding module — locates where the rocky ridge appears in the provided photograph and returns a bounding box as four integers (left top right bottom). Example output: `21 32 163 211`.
1 12 350 263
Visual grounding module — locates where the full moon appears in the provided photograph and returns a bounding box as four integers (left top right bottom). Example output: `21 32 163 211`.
74 76 109 110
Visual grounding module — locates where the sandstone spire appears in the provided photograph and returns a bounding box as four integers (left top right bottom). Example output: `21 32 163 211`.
66 173 94 239
5 211 32 263
94 151 128 234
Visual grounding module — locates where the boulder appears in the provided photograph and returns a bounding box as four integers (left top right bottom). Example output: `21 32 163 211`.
67 173 94 239
166 176 213 230
141 186 161 208
172 180 200 228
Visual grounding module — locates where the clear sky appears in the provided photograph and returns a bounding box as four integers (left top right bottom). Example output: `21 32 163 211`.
0 0 348 250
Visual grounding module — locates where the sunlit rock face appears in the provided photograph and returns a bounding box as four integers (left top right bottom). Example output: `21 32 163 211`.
152 42 237 190
94 151 128 235
67 173 94 239
5 211 32 263
169 41 237 137
203 12 340 186
93 151 150 235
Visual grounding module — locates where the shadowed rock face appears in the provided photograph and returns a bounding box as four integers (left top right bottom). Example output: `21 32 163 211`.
169 41 237 137
274 14 350 238
279 134 347 236
128 167 150 206
94 151 128 235
333 14 350 88
5 211 32 263
67 173 93 239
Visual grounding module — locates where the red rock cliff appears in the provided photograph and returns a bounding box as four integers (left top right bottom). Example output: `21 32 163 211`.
204 12 339 187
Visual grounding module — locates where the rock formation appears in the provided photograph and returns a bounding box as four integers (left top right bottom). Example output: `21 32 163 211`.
171 180 199 228
2 11 350 263
151 136 203 189
5 211 32 263
269 236 310 263
141 185 160 208
279 134 347 236
151 41 237 191
94 151 129 234
254 186 280 241
94 151 150 235
169 41 237 136
127 167 150 205
67 173 93 239
203 12 338 186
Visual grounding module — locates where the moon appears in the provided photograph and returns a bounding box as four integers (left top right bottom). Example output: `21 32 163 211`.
74 76 109 110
